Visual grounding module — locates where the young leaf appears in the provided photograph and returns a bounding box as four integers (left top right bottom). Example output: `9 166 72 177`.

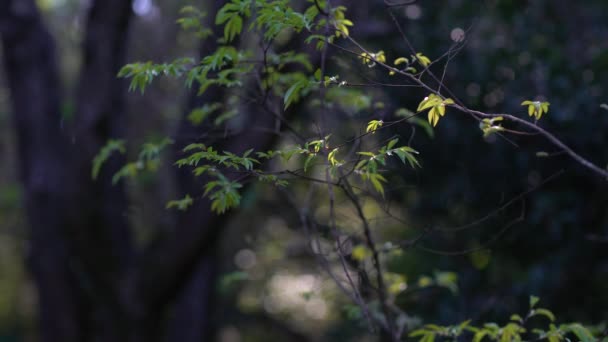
366 119 383 134
566 324 595 342
521 100 550 120
284 79 308 109
166 194 194 211
418 94 454 127
92 139 126 180
530 295 540 309
533 308 556 322
416 52 431 67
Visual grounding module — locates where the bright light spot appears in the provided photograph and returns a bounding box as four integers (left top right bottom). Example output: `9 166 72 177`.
132 0 160 19
234 249 257 270
263 295 281 313
450 27 465 42
405 5 422 20
305 298 328 319
264 273 326 318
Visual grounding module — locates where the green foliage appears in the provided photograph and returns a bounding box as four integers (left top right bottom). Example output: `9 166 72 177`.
166 194 193 211
521 100 550 120
284 78 310 110
105 1 604 339
388 52 430 75
415 52 431 68
409 297 600 342
355 138 419 195
118 58 194 94
173 144 260 214
92 139 126 180
366 119 383 134
415 271 458 294
215 0 250 42
187 103 222 126
331 5 353 37
176 6 212 38
479 116 505 138
417 94 454 127
359 50 386 68
204 174 243 214
112 138 173 184
176 144 258 171
327 147 340 167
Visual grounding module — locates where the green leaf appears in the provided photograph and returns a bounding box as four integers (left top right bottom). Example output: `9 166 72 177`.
214 109 238 126
112 162 141 184
566 324 595 342
188 103 222 125
510 314 523 322
92 139 126 180
416 52 431 67
328 148 340 166
224 14 243 42
407 116 435 138
530 295 540 309
304 154 316 172
166 194 194 211
417 95 440 112
393 146 420 168
357 151 375 157
366 119 383 133
533 308 556 322
473 330 488 342
284 79 308 110
418 94 453 127
394 57 409 65
369 173 387 195
386 138 398 150
351 245 371 261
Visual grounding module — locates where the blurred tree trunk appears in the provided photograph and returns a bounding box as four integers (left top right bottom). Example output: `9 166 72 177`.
1 0 133 340
0 1 84 341
69 0 134 340
2 0 308 341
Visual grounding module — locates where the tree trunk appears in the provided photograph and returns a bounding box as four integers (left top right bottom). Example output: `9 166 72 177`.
2 1 303 341
0 1 84 341
68 0 134 340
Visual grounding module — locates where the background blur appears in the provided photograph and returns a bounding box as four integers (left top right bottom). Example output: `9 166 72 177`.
0 0 607 341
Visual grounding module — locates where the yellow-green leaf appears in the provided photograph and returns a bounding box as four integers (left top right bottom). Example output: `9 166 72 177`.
416 52 431 67
394 57 409 65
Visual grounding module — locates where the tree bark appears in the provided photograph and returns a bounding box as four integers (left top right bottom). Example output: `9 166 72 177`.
69 0 134 340
2 1 305 341
1 0 134 340
0 1 84 341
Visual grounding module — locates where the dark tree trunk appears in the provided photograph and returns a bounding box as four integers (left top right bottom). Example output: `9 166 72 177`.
0 1 84 341
2 0 308 341
68 0 134 340
1 0 134 340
